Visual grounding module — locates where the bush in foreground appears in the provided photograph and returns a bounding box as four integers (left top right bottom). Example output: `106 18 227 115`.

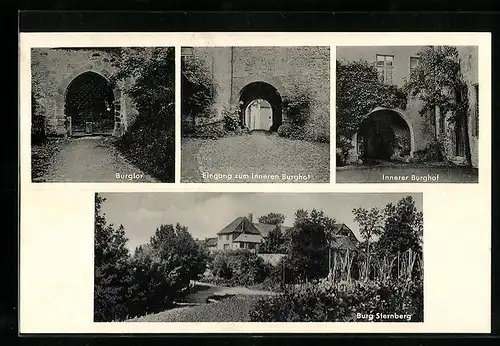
113 47 175 182
249 277 423 322
210 250 271 287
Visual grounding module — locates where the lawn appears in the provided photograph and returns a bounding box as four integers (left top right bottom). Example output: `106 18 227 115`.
31 137 66 182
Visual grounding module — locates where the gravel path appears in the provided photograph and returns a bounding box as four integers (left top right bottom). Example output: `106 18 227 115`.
127 282 275 322
34 136 157 183
128 295 261 322
181 133 330 183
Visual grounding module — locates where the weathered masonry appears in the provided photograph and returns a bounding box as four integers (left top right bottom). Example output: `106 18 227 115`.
31 48 138 137
182 46 330 136
337 46 479 168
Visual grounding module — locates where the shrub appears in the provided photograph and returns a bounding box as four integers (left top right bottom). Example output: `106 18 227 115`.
210 250 270 286
282 90 311 127
305 124 330 143
249 277 423 322
336 135 354 166
113 47 175 182
413 140 445 163
221 104 241 132
277 123 293 138
126 224 209 319
181 55 216 127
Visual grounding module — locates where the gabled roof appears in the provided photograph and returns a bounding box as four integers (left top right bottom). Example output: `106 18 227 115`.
233 233 262 244
205 237 217 247
252 223 292 238
333 223 361 242
217 216 261 235
331 234 357 251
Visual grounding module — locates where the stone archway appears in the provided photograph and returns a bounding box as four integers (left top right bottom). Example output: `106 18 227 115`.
356 108 414 161
239 82 282 132
244 99 273 132
64 71 116 136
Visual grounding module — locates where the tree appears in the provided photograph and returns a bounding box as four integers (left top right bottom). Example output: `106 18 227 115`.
352 207 384 280
94 194 132 322
287 209 336 282
259 226 287 254
31 50 50 144
378 196 423 256
258 212 285 226
112 47 176 182
181 55 217 130
147 223 208 303
405 46 472 166
336 59 407 165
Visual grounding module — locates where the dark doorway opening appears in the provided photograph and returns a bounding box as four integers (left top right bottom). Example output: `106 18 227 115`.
358 110 411 161
239 82 282 132
65 72 115 136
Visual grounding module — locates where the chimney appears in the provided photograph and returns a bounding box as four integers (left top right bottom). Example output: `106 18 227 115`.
247 213 253 223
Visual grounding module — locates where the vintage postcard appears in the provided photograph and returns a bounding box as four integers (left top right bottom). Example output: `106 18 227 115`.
19 32 491 334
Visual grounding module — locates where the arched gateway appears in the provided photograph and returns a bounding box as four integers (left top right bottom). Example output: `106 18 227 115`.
64 71 117 136
238 82 282 132
355 107 415 161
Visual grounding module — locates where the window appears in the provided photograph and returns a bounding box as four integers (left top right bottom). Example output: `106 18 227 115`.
409 56 421 76
226 234 229 241
223 244 229 250
240 243 244 249
376 54 394 84
248 243 255 250
472 84 479 137
438 113 445 135
181 47 194 58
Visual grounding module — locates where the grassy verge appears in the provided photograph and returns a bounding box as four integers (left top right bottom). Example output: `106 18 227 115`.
31 137 66 182
128 295 261 322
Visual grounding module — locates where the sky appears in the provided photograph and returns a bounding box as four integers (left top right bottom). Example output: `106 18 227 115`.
98 192 423 252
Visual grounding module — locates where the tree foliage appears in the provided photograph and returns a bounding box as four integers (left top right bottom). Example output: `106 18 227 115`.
181 56 216 124
287 209 336 282
126 223 209 317
93 194 209 321
112 47 176 182
336 59 407 140
94 194 132 322
211 250 270 286
377 196 423 256
259 226 287 254
353 207 384 280
31 50 49 144
258 212 285 226
404 46 472 165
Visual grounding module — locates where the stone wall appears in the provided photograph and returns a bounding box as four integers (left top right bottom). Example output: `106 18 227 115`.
192 46 330 139
31 48 138 137
458 46 479 168
339 45 479 167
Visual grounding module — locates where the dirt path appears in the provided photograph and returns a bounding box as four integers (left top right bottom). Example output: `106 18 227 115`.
127 282 276 322
181 133 330 183
184 281 277 304
36 136 157 183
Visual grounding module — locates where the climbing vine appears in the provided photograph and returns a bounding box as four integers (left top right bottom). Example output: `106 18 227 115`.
404 46 472 166
336 59 407 165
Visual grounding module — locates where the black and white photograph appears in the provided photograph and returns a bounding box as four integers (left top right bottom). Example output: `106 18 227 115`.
180 46 331 183
94 192 423 323
30 47 175 183
336 46 479 183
